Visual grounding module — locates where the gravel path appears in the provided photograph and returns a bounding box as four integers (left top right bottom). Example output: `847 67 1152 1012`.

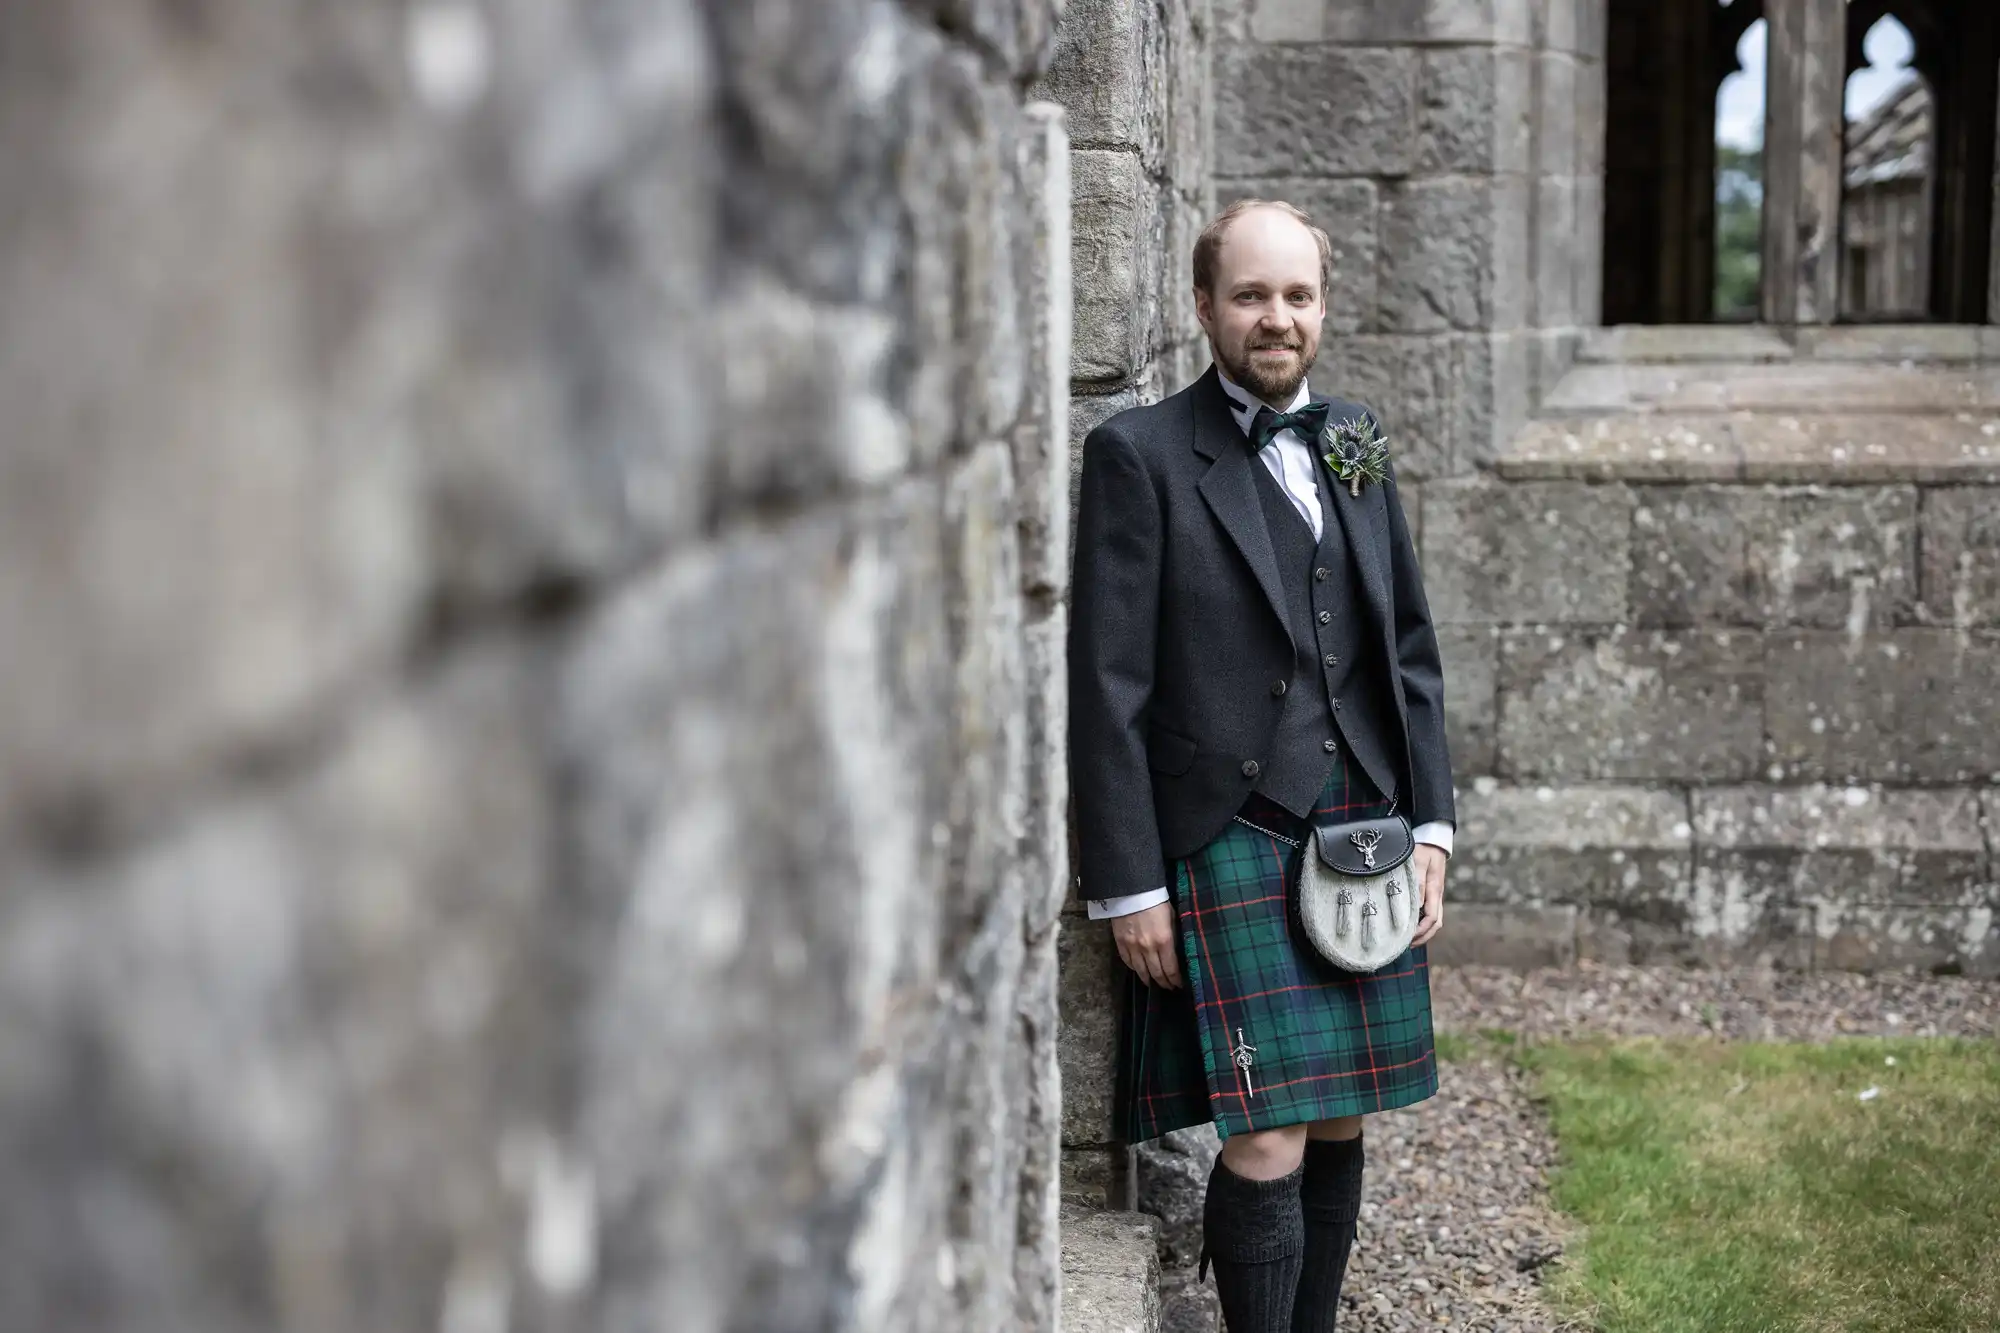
1154 963 2000 1333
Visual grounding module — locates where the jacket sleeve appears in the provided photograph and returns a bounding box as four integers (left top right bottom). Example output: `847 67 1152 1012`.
1373 413 1456 829
1068 423 1169 904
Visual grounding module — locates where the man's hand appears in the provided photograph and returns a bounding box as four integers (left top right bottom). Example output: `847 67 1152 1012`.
1409 844 1447 947
1111 902 1182 989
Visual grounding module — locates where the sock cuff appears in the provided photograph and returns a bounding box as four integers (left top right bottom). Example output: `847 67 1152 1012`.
1205 1156 1305 1262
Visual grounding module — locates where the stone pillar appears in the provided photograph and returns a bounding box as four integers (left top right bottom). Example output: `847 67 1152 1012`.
0 2 1074 1330
1034 0 1214 1213
1762 0 1846 324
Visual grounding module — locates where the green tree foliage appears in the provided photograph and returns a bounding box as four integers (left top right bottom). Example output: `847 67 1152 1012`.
1714 144 1763 319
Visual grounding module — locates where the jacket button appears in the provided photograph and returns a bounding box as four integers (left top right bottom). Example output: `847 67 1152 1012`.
1334 699 1343 711
1314 567 1330 582
1323 739 1339 753
1241 760 1261 779
1270 679 1287 697
1317 611 1332 625
1324 653 1339 668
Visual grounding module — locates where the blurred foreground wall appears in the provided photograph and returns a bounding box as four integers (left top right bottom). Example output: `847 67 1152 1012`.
0 2 1072 1329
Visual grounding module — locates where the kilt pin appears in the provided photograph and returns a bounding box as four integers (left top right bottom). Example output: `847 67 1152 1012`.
1116 752 1439 1143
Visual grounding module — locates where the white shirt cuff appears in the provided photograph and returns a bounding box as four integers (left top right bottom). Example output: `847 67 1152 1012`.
1086 886 1172 920
1411 821 1453 856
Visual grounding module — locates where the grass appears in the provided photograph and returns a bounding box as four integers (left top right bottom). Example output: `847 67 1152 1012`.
1513 1036 2000 1333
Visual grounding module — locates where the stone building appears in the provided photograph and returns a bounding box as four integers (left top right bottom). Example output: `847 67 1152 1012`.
1842 77 1934 319
2 1 1998 1332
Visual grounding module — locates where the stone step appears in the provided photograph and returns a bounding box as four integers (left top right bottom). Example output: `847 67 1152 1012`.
1577 323 2000 366
1498 411 2000 484
1060 1206 1162 1333
1428 783 1998 975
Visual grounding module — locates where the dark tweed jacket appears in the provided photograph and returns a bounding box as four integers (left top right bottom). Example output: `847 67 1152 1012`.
1068 365 1455 907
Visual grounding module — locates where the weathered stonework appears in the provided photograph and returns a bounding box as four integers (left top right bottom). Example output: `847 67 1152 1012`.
0 2 1073 1329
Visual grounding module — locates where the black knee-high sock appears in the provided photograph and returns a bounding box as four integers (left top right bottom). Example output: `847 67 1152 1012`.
1201 1155 1304 1333
1291 1135 1365 1333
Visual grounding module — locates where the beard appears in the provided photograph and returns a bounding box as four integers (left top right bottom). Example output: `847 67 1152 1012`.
1218 333 1318 404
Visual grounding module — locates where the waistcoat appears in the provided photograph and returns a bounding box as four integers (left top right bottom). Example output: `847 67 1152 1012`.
1247 454 1396 817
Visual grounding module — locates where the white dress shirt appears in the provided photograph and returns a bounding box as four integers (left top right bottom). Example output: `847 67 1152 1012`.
1085 370 1454 921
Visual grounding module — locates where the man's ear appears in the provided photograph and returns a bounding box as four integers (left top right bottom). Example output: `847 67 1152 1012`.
1193 284 1212 332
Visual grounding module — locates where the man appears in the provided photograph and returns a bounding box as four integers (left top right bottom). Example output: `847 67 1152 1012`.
1069 199 1455 1332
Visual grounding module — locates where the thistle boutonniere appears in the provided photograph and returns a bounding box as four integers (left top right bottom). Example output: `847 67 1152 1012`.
1321 416 1391 498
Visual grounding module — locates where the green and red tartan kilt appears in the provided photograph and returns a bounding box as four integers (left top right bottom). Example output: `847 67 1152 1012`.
1115 755 1440 1143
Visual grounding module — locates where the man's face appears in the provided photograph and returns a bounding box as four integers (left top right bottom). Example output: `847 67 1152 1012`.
1195 207 1325 404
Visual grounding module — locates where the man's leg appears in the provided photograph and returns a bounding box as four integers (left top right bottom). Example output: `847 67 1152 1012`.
1291 1115 1365 1332
1204 1125 1308 1332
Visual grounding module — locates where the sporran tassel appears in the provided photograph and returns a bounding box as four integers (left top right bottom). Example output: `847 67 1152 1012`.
1385 879 1403 930
1361 902 1377 951
1336 888 1352 938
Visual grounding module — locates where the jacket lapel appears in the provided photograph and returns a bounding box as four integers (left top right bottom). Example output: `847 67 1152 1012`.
1192 368 1293 647
1313 396 1392 626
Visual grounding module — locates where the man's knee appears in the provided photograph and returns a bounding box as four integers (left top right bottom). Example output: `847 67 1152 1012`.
1217 1123 1308 1180
1307 1114 1363 1142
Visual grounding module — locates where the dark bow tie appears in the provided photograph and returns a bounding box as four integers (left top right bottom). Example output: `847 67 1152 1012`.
1247 401 1329 453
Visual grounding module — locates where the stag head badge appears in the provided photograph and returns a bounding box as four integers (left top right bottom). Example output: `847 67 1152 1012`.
1349 828 1383 870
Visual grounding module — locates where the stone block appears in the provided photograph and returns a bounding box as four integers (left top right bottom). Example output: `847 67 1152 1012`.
1436 625 1500 774
1215 44 1418 178
1793 324 1984 362
1462 330 1537 467
1918 486 2000 627
1035 0 1154 155
1575 56 1608 177
1227 177 1380 334
1022 612 1074 932
1418 46 1534 175
1318 335 1458 480
1135 1124 1220 1269
1574 325 1794 364
1572 173 1605 325
1695 785 1991 911
0 646 554 1330
1498 629 1766 781
1071 150 1156 385
1427 903 1579 969
1061 1206 1163 1333
1534 177 1580 328
1731 413 2000 485
1765 631 2000 783
1017 103 1074 607
1058 917 1123 1146
1497 414 1743 482
1577 901 1816 968
1630 485 1918 630
1253 0 1534 43
1421 478 1634 624
1452 783 1693 909
1535 52 1580 176
1813 903 2000 976
1061 1146 1127 1209
1380 176 1529 333
1160 1271 1225 1333
1014 928 1065 1332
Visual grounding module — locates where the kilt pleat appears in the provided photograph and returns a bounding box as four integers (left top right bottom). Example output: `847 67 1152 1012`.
1116 754 1440 1143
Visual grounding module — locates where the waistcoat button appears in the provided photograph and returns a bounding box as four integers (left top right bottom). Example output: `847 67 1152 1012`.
1314 567 1330 582
1323 739 1338 753
1241 759 1261 779
1324 653 1339 668
1270 679 1287 697
1317 610 1331 625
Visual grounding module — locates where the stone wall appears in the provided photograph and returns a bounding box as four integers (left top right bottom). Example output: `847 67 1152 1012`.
1036 0 1216 1216
1211 0 1608 480
1426 339 2000 977
0 2 1074 1330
